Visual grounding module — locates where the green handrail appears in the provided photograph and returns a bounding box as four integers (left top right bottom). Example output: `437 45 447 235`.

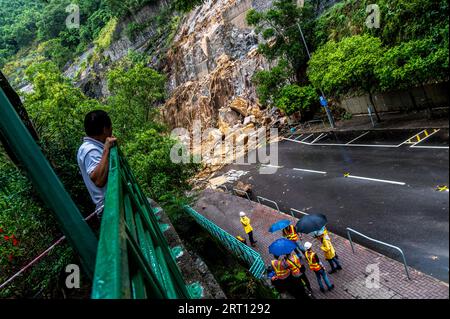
91 147 195 299
183 205 265 279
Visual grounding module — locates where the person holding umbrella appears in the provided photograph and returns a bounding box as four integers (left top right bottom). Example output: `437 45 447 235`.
282 224 304 256
269 220 304 257
268 238 311 299
239 211 257 246
304 241 334 293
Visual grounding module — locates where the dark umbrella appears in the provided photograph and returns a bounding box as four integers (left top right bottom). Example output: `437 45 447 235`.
295 214 327 234
268 219 291 233
268 238 297 256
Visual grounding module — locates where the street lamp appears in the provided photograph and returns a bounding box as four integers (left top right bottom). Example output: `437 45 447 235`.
296 22 336 129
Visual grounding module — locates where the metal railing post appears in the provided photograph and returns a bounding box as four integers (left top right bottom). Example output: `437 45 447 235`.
233 188 251 201
346 227 411 280
256 196 280 213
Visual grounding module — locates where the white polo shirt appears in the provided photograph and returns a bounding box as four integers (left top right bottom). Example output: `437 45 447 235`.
77 137 106 210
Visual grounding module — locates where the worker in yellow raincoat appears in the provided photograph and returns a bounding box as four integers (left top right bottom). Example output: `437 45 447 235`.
317 232 342 274
239 212 257 246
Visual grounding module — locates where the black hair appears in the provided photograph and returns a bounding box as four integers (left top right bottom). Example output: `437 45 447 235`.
84 110 112 137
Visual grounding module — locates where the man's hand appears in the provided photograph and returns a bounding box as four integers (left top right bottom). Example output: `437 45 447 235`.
89 137 117 188
105 136 117 150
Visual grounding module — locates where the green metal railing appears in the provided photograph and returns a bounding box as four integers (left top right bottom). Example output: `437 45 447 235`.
92 147 197 299
183 206 265 279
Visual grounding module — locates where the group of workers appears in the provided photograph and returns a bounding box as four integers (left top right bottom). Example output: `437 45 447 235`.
239 211 343 298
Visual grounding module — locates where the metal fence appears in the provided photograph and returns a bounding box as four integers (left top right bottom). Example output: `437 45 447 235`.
91 147 197 299
346 227 411 280
183 205 266 279
256 196 281 213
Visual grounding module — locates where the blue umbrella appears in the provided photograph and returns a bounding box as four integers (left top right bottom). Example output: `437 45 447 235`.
268 238 297 256
268 219 291 233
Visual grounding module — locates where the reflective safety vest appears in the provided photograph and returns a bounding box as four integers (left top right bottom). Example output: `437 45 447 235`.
305 250 322 272
282 225 299 242
271 260 290 280
286 254 302 277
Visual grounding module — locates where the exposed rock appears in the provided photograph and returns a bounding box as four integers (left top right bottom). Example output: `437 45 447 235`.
229 97 249 117
162 0 272 131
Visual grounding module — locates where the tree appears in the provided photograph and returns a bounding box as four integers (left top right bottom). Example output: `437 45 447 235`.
23 61 104 211
107 62 166 140
308 34 383 121
375 36 449 118
246 0 317 81
252 59 293 107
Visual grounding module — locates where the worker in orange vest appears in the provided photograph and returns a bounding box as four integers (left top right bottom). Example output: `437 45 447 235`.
268 255 291 293
282 224 304 257
239 212 257 246
285 251 312 297
304 241 334 293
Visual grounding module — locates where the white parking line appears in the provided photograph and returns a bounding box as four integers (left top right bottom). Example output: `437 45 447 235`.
294 134 304 140
311 133 326 144
346 131 370 145
410 145 449 149
345 174 406 186
300 134 314 142
293 168 327 174
261 164 283 168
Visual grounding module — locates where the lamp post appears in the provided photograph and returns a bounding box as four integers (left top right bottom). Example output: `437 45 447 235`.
297 22 336 129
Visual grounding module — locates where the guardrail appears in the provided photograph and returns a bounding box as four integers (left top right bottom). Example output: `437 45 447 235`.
290 208 308 218
256 196 281 213
346 227 411 280
92 147 196 299
183 205 265 279
217 185 229 192
233 188 251 201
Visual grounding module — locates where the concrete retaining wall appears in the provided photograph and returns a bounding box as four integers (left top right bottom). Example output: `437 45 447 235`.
340 82 449 114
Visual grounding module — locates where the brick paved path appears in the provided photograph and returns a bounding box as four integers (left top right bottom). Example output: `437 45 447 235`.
194 189 449 299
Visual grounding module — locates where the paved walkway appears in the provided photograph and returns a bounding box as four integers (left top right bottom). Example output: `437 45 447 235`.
194 189 449 299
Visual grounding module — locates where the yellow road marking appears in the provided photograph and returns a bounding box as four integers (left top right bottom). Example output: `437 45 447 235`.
344 173 350 177
436 185 449 192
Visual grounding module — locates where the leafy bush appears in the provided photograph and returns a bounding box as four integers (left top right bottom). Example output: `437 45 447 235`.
314 0 449 48
275 84 318 116
375 37 449 91
173 0 204 13
308 35 383 96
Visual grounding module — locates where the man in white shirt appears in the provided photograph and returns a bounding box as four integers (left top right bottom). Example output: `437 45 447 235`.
77 110 117 215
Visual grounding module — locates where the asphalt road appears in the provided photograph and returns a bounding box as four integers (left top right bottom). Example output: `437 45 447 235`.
219 129 449 282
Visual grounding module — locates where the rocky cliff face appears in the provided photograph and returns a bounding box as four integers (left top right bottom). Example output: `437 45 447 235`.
162 0 275 134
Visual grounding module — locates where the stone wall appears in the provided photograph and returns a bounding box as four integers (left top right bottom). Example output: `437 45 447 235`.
340 82 449 114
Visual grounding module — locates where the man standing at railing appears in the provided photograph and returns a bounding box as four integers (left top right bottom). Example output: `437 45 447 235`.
77 110 117 216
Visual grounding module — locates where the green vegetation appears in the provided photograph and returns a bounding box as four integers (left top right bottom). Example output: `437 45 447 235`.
308 35 383 104
248 0 448 119
0 58 199 297
247 0 320 118
314 0 448 47
310 0 449 95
